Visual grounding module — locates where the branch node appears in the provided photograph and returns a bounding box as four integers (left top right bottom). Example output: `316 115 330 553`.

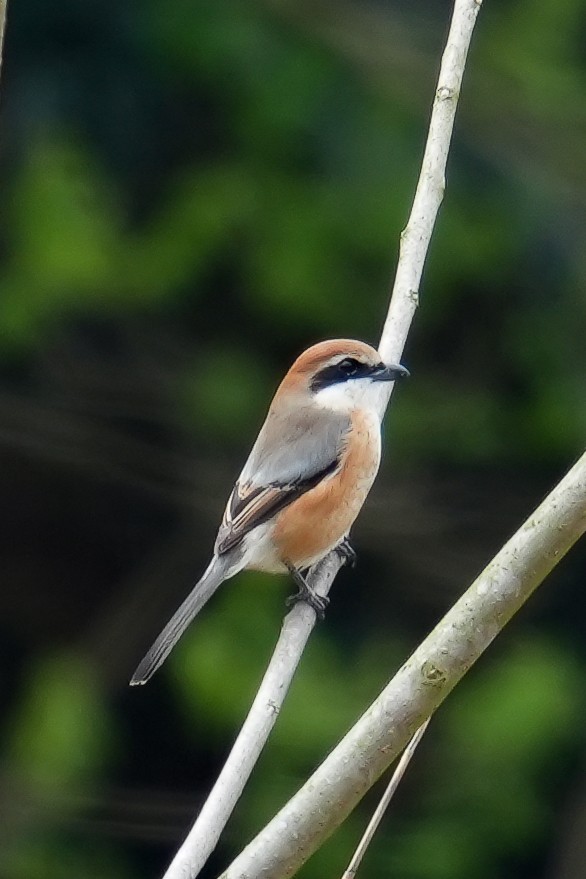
436 85 457 101
421 661 448 687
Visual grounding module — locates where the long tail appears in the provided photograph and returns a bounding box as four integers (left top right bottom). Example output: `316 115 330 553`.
130 555 234 685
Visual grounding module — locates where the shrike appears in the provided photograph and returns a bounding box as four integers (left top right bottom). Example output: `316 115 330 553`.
131 339 408 685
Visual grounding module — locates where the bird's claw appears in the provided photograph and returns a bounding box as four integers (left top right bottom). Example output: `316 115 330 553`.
286 585 329 619
336 538 357 568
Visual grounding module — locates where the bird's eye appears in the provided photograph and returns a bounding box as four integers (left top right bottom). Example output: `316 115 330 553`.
338 358 360 376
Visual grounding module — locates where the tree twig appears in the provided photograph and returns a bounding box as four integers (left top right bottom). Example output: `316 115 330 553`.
0 1 8 85
341 718 431 879
219 451 586 879
162 554 343 879
378 0 483 370
162 1 483 877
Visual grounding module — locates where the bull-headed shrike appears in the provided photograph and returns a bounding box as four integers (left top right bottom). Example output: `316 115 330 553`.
130 339 408 685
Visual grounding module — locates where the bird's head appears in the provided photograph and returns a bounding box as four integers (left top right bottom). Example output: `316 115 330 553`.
280 339 409 415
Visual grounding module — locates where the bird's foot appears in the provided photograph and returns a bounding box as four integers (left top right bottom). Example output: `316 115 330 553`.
335 537 357 568
285 585 329 618
284 562 329 619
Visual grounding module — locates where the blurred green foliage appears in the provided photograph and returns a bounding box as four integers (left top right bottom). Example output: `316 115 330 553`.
0 0 585 878
6 656 111 788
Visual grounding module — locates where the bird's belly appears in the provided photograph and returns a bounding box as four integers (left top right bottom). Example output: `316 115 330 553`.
240 522 289 574
271 410 381 569
270 474 375 569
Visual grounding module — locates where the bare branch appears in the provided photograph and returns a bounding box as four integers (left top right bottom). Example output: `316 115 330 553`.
341 718 431 879
162 1 483 877
0 1 7 85
162 554 343 879
220 451 586 879
379 0 483 368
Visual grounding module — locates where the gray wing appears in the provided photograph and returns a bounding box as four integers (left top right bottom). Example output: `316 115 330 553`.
215 407 350 556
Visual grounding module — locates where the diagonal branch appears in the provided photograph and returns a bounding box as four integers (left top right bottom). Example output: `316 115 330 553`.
220 451 586 879
162 1 483 877
162 554 344 879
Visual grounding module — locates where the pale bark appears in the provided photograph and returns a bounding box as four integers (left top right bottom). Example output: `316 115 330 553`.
340 718 431 879
0 1 8 84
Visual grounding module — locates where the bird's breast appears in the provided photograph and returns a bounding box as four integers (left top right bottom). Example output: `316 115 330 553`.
270 408 381 569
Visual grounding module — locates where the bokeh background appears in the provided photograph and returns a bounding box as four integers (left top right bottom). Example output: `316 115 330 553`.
1 0 585 877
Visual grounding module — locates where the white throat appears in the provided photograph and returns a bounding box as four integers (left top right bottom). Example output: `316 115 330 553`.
313 378 387 418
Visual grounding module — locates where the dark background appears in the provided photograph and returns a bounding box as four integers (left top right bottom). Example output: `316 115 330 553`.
1 1 585 877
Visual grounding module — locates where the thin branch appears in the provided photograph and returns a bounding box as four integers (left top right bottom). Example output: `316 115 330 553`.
163 554 344 879
220 451 586 879
341 718 431 879
0 0 7 85
378 0 483 369
162 2 482 878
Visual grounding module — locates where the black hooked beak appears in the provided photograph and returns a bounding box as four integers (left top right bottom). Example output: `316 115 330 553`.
370 362 410 382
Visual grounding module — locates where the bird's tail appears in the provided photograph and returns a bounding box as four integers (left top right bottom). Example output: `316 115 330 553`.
130 555 235 685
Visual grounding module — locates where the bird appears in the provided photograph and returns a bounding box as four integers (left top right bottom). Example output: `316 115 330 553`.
130 339 409 685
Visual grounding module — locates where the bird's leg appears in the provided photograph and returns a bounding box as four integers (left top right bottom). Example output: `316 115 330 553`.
335 537 357 568
284 560 329 619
